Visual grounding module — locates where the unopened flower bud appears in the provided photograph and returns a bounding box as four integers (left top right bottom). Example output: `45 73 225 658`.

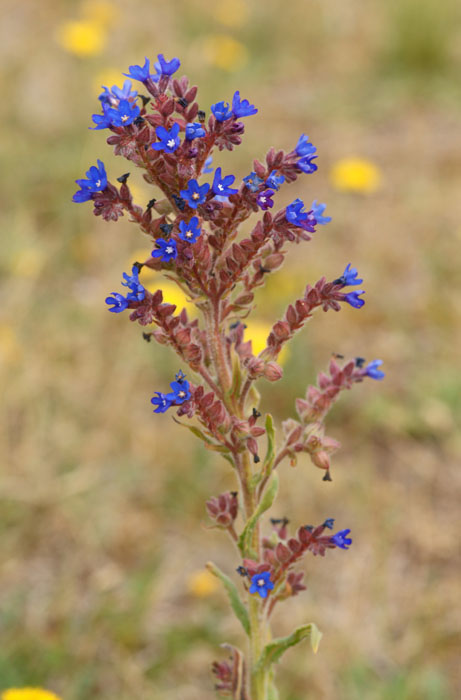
206 491 238 528
263 362 283 382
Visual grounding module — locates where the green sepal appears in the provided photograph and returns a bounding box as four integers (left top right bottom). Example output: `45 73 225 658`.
206 562 250 636
229 347 243 398
238 473 279 557
255 623 322 672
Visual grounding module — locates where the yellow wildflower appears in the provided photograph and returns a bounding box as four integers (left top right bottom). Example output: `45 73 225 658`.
0 324 22 367
203 34 248 72
56 20 106 57
1 689 62 700
330 157 382 194
187 569 219 598
244 319 289 365
11 248 44 279
92 68 124 95
212 0 250 28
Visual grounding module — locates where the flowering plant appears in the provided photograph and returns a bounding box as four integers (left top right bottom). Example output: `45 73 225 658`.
74 54 384 699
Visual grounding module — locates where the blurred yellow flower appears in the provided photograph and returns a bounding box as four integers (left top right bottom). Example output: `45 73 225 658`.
0 324 22 367
212 0 249 28
203 34 248 72
187 569 219 597
330 157 382 194
128 254 197 317
11 248 44 279
81 0 119 27
1 690 62 700
92 68 125 95
244 319 288 364
56 20 107 57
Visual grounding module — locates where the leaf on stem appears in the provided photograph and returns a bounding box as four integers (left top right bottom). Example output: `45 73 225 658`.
263 413 276 471
238 473 279 558
255 623 322 672
207 562 250 636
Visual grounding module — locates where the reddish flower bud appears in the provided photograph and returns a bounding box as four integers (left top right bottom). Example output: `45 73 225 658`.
206 491 238 528
263 361 283 382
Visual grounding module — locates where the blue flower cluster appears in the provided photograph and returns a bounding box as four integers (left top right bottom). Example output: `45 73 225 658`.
331 529 352 550
105 265 146 313
294 134 318 174
73 160 107 203
285 198 317 231
123 54 181 83
211 91 258 122
249 571 274 599
151 371 191 413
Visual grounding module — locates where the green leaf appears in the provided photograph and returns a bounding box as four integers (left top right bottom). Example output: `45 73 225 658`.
238 474 279 557
206 562 250 636
255 623 322 672
263 414 276 471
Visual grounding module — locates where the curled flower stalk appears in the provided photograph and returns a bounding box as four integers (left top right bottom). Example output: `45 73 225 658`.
73 53 385 699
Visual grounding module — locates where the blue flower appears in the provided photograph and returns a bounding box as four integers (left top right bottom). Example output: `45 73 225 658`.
203 156 214 174
265 170 285 191
331 529 352 550
212 167 238 196
249 571 274 599
73 159 107 203
167 379 191 404
232 90 258 118
123 57 154 83
297 155 318 174
364 360 385 380
243 172 264 192
91 103 113 130
185 122 206 140
105 292 129 313
121 265 145 301
178 217 201 243
151 392 173 413
99 81 137 105
323 518 335 530
106 98 141 127
157 53 180 76
256 189 275 210
211 100 233 122
311 200 331 225
335 263 363 287
344 290 365 308
285 198 310 226
295 134 317 157
180 179 210 208
152 123 181 153
151 238 178 262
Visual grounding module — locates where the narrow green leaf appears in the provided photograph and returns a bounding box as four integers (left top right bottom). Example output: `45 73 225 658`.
238 474 279 556
256 623 322 672
263 413 276 470
207 562 250 636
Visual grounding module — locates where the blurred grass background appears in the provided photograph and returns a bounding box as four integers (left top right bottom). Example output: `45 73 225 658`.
1 0 461 698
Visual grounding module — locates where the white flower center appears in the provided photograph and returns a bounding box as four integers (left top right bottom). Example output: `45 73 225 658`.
260 197 266 203
192 193 199 200
121 114 129 122
166 246 173 254
257 578 265 586
95 179 101 187
167 139 175 148
218 184 224 191
178 390 185 398
186 231 193 238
